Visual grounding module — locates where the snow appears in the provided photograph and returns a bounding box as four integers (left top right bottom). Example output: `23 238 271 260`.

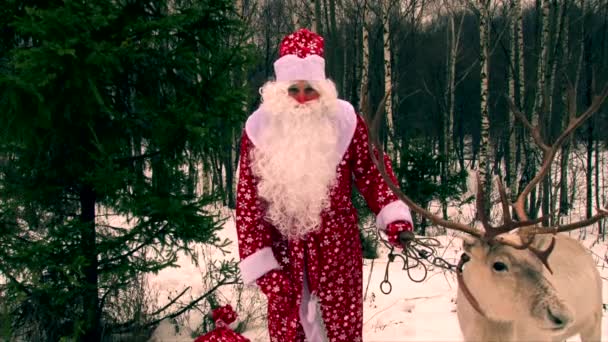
147 208 608 341
147 147 608 341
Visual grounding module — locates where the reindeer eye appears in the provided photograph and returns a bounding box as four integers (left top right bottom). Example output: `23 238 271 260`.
492 262 508 272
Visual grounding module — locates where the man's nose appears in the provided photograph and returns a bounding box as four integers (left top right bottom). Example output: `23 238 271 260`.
294 93 308 104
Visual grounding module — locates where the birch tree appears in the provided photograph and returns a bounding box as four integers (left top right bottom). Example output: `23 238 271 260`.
560 0 587 217
507 0 525 201
520 0 550 218
547 0 572 219
291 0 301 29
477 0 492 209
359 0 370 112
442 0 466 168
382 0 397 161
538 0 566 224
438 0 466 219
328 0 342 94
312 0 321 33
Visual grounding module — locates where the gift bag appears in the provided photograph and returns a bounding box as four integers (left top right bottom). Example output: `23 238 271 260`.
193 304 250 342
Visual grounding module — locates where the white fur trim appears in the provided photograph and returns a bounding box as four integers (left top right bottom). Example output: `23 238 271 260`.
245 99 357 162
376 200 413 230
274 54 326 82
300 264 329 341
238 247 280 285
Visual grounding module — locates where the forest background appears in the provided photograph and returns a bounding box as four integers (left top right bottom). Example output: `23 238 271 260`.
1 0 607 340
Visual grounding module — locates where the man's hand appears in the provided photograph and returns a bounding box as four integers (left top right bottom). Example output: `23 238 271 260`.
256 269 293 298
386 221 414 249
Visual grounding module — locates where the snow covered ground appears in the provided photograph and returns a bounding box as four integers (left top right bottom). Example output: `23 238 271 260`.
148 149 608 341
148 207 608 342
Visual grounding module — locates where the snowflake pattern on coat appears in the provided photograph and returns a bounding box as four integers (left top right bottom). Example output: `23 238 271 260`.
236 113 410 342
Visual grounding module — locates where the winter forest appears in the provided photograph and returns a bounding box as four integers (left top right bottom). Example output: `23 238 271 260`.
1 0 608 341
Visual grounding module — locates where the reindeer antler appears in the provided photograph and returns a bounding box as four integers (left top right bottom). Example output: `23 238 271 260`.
506 82 608 238
364 91 484 239
362 80 608 251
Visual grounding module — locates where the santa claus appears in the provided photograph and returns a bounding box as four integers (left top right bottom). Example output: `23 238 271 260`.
235 28 414 342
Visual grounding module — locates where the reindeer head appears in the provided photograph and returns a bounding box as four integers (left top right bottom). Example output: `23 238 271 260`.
459 233 574 331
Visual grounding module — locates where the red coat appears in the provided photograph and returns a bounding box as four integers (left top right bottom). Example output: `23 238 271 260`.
236 100 412 341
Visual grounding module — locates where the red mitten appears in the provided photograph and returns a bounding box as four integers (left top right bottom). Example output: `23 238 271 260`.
386 221 414 249
193 304 251 342
256 269 292 298
212 304 238 327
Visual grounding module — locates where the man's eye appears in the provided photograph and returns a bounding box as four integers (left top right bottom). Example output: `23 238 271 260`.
304 87 316 94
288 88 299 94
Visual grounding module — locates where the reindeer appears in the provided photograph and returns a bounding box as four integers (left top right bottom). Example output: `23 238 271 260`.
361 83 608 341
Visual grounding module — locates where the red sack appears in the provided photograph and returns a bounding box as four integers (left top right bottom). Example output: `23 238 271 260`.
193 305 250 342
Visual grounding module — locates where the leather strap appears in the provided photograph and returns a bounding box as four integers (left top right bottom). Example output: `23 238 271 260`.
457 253 487 318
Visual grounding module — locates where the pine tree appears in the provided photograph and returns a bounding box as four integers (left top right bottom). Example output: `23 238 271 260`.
0 0 251 340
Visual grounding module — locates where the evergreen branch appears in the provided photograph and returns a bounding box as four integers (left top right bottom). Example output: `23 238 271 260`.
109 275 238 333
99 223 169 269
0 264 31 296
98 279 133 311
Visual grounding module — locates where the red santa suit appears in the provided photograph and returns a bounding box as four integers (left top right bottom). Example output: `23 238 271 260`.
235 29 413 342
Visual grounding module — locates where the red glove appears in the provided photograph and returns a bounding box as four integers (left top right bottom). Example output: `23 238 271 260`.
386 221 414 249
193 304 251 342
256 269 293 298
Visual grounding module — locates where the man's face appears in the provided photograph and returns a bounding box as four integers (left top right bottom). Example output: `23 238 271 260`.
287 80 320 104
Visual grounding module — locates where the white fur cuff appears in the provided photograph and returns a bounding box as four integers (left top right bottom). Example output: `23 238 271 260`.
238 247 281 285
376 200 413 230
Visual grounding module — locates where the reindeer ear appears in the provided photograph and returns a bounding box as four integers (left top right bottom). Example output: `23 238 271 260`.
495 233 524 246
530 234 553 250
461 235 477 252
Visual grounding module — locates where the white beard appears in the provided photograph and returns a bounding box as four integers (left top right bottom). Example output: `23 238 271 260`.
251 80 341 240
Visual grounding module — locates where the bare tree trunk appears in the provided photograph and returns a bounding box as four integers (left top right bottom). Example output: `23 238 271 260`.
595 139 601 234
313 0 323 34
359 0 370 112
291 0 301 29
542 0 566 225
323 0 331 38
600 0 608 240
478 0 492 211
561 0 587 217
513 0 526 205
547 0 566 118
445 3 462 165
224 144 235 207
601 142 606 241
524 0 550 218
442 2 464 219
533 1 550 123
558 13 572 216
583 1 593 221
585 126 592 231
329 0 342 95
508 0 521 201
536 1 550 225
80 184 100 341
225 0 250 209
517 0 525 110
382 0 397 163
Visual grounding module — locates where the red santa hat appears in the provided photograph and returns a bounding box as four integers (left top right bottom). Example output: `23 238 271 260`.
274 28 326 82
